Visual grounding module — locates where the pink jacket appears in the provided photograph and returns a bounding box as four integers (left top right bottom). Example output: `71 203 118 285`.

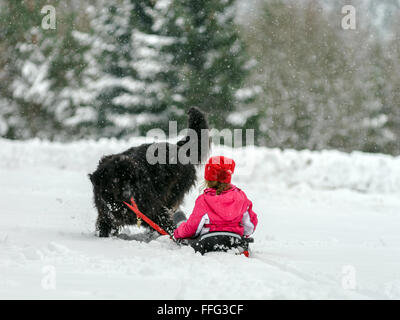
174 185 258 239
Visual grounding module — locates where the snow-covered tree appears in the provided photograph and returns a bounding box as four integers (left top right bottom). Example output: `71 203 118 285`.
158 0 255 129
72 0 180 138
0 0 44 139
375 14 400 155
0 0 92 140
241 0 398 153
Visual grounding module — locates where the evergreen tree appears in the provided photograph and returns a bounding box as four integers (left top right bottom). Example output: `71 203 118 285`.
378 16 400 155
73 0 179 138
0 0 91 140
241 0 382 152
0 0 47 139
160 0 254 129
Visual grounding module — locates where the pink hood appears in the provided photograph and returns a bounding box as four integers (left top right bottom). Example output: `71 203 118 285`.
201 186 250 224
174 185 258 239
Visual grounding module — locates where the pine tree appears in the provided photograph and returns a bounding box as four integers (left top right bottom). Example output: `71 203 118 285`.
159 0 254 130
0 0 91 140
74 0 179 138
241 0 374 151
0 0 47 139
378 15 400 155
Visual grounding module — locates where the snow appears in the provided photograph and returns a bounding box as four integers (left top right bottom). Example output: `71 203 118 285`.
0 138 399 299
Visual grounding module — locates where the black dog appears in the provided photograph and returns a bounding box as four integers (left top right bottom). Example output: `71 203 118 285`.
89 107 209 237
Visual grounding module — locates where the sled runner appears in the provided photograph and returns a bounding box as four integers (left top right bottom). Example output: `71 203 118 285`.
124 197 253 257
181 232 253 257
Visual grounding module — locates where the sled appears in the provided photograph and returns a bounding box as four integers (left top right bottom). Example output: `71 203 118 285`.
124 197 253 257
182 232 253 257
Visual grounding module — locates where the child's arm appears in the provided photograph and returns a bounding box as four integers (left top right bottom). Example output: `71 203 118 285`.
242 199 258 237
173 198 208 239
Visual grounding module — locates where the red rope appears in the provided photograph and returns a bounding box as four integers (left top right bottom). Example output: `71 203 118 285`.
124 197 169 236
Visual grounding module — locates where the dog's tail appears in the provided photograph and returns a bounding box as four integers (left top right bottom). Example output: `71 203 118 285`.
177 107 210 165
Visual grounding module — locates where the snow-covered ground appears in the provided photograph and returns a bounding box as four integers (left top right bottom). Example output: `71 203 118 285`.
1 138 400 299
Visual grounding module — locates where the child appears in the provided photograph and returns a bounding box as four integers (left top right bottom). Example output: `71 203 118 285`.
173 155 258 240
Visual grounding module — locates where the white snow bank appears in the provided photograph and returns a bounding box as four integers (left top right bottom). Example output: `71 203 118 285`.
0 138 399 194
1 138 400 299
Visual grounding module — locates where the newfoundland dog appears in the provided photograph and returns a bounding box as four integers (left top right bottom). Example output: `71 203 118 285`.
89 107 209 237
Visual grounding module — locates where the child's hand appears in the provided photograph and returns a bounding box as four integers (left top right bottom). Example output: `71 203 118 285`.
173 236 182 244
173 236 190 246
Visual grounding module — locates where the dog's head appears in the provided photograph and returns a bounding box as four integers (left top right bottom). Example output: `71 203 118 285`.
89 155 137 203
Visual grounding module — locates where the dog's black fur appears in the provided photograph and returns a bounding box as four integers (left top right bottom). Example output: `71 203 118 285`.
89 107 209 237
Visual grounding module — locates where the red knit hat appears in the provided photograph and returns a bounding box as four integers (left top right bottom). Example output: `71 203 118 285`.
204 156 236 183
